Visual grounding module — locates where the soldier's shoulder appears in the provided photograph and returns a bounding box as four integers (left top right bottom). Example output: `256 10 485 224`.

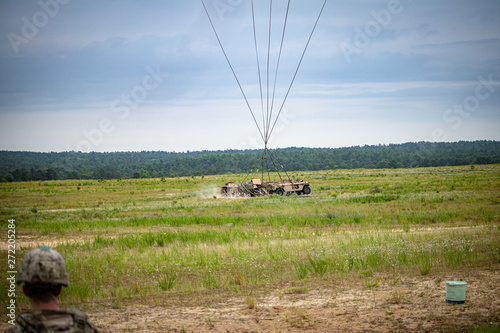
7 309 99 333
5 324 23 333
6 312 36 333
65 308 99 332
65 308 88 320
4 312 32 333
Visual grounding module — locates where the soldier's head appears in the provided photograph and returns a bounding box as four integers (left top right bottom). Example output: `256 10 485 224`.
16 246 69 303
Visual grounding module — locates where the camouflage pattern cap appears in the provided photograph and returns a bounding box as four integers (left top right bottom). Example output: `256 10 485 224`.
16 245 69 286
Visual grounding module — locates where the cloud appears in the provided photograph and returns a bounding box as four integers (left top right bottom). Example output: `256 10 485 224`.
0 0 499 152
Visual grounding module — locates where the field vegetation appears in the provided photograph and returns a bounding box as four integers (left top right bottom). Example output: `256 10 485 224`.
0 164 499 332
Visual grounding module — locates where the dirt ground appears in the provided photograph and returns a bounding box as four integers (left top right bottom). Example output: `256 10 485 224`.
75 267 499 333
2 230 498 332
2 238 499 332
2 268 499 332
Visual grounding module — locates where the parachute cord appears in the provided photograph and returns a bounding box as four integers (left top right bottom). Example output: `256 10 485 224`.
201 0 265 144
251 0 266 138
240 167 254 185
272 149 290 181
266 0 291 144
265 150 272 183
267 0 328 143
265 0 273 143
240 149 267 185
261 150 265 181
266 148 284 182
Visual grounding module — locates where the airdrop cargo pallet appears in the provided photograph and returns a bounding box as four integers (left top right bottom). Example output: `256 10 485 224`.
221 179 311 198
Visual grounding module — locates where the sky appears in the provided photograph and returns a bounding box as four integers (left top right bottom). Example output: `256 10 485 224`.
0 0 499 152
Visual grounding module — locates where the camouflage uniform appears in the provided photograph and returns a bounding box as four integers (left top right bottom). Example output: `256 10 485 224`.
5 246 99 333
6 308 98 333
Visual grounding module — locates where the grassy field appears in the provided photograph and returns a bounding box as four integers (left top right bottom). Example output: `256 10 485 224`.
1 165 499 332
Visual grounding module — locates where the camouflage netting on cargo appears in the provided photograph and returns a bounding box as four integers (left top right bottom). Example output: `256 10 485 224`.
221 179 311 197
237 181 267 197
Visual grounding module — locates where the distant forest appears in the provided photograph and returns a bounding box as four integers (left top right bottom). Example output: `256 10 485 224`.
1 141 499 182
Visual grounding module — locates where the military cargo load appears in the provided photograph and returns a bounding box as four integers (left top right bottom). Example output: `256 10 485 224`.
221 178 311 197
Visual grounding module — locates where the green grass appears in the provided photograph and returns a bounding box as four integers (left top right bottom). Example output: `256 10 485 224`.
0 164 499 316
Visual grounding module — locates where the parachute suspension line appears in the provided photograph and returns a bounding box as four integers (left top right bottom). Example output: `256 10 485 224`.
267 0 328 143
260 149 270 183
201 0 265 143
266 148 288 182
266 0 291 145
251 0 266 138
265 150 272 183
241 151 265 185
268 150 282 181
265 0 273 148
261 150 265 182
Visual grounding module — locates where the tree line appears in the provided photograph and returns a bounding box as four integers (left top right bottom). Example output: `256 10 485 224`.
1 141 498 182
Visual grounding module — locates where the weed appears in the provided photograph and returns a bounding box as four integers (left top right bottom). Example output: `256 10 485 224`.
471 325 500 332
417 253 433 276
493 248 500 263
363 276 381 289
232 273 243 286
387 274 400 287
307 255 329 275
203 273 220 289
158 274 176 291
295 262 309 279
387 289 404 304
286 287 309 294
360 269 373 278
245 296 255 309
67 280 92 302
285 308 314 329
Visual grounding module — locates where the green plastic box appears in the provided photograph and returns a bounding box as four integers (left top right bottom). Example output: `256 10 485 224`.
446 281 467 304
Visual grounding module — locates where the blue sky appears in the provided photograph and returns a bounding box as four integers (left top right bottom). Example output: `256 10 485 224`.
0 0 499 152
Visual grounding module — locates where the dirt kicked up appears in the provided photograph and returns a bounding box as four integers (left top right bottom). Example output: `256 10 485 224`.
78 267 499 332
